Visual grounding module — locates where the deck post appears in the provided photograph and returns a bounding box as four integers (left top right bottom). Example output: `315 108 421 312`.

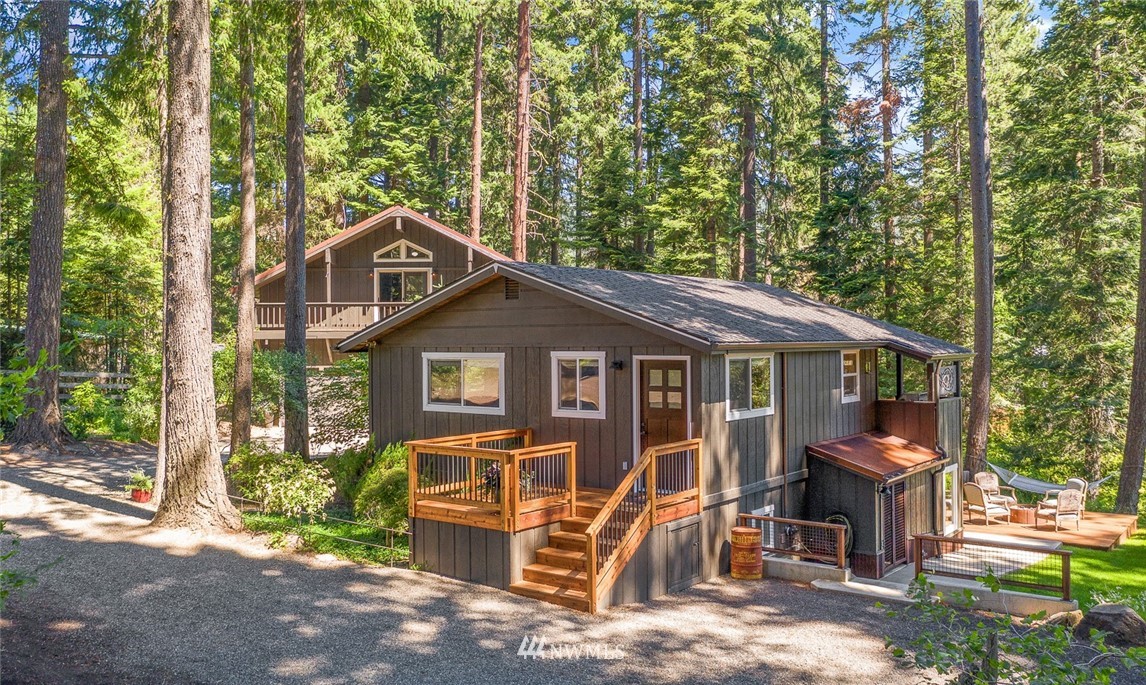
407 445 418 519
913 534 922 579
895 353 904 399
468 456 477 500
648 449 657 527
836 527 846 569
1062 551 1071 601
568 443 577 515
586 536 598 614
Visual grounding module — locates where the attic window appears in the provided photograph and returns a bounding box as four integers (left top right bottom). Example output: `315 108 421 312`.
504 279 520 300
374 239 433 263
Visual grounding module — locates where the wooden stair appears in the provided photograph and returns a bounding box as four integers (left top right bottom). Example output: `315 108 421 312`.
508 501 604 612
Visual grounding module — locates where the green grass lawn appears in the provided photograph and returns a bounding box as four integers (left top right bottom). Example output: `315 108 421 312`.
242 511 410 566
1065 526 1146 611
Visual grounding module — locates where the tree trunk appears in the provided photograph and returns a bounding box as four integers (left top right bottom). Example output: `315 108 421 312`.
738 69 757 282
12 0 69 450
1082 41 1108 482
510 0 531 262
818 0 830 210
468 18 484 241
155 39 170 504
283 0 309 457
231 0 256 454
963 0 995 474
426 15 442 221
1115 133 1146 514
632 7 645 256
880 0 896 320
152 0 241 531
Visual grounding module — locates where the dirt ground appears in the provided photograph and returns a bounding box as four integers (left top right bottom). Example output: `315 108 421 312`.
1 441 1142 685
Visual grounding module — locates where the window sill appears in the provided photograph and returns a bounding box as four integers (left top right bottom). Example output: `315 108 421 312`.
726 407 774 421
841 396 860 405
423 403 506 416
552 410 606 420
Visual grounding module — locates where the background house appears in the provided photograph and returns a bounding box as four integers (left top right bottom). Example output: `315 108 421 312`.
253 205 505 365
338 262 971 611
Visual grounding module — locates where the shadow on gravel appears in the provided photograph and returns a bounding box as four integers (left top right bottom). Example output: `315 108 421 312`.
3 470 152 520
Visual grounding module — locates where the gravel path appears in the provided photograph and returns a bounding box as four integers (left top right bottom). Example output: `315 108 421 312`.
1 442 1139 685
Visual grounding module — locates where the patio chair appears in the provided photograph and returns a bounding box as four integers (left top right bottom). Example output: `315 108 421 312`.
963 482 1011 526
1035 488 1082 532
1044 477 1088 519
973 472 1017 508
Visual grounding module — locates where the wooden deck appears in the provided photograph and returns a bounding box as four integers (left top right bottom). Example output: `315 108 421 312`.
962 510 1139 551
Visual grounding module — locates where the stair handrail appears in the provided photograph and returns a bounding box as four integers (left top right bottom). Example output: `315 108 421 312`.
583 438 702 613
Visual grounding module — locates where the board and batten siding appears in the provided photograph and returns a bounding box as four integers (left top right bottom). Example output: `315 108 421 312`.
937 396 963 465
369 279 701 489
256 215 497 304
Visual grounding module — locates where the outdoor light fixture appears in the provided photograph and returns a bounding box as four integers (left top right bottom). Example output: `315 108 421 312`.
611 359 625 371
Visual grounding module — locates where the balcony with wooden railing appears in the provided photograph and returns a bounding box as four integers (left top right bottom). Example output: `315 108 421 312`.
407 429 579 532
254 301 409 336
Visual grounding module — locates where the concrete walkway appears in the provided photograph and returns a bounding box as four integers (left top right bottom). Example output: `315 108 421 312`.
0 442 1139 685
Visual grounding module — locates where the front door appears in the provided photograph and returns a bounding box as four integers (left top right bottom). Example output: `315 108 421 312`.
639 359 689 453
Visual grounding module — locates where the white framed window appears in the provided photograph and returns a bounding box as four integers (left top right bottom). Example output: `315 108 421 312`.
422 352 505 415
375 268 432 303
550 352 606 419
726 353 774 420
373 238 433 263
841 349 860 404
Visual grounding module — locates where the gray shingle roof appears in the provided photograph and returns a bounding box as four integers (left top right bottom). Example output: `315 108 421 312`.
339 261 970 360
506 262 970 359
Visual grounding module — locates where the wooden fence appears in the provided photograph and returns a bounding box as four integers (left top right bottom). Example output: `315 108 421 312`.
2 369 132 401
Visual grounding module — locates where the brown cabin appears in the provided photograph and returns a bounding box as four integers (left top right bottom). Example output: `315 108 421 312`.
337 262 972 612
253 205 506 365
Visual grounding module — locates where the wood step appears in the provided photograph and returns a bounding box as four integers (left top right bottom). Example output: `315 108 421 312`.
522 563 588 591
509 580 590 612
560 516 593 534
535 546 587 571
576 504 604 518
547 530 588 551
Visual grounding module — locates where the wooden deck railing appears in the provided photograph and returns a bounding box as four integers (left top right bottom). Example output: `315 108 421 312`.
254 301 408 331
913 533 1072 601
406 429 577 532
737 513 848 568
584 439 703 613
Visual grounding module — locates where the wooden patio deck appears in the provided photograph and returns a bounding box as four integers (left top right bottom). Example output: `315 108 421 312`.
962 510 1139 551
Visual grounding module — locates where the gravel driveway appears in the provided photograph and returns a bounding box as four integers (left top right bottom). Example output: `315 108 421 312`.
0 442 1139 685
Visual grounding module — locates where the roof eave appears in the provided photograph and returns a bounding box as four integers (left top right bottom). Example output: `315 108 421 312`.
715 340 972 362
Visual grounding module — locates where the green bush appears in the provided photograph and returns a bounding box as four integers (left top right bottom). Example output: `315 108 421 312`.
354 460 409 531
121 351 160 442
0 353 42 440
227 443 335 518
374 441 408 470
323 440 378 502
62 381 110 440
213 335 287 425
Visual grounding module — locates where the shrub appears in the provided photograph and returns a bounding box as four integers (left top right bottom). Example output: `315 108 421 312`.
213 335 286 425
62 381 110 441
323 439 379 503
227 443 335 518
0 521 34 611
374 441 408 470
310 355 368 448
121 351 160 442
354 461 409 531
0 353 42 440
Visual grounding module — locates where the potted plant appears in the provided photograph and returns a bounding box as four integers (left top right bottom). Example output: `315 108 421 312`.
124 471 155 503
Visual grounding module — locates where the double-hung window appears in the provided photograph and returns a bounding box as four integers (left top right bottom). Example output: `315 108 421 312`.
726 353 774 420
841 349 860 404
422 352 505 415
551 352 606 419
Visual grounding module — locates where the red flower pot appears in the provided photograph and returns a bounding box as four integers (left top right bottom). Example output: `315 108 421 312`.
131 489 152 503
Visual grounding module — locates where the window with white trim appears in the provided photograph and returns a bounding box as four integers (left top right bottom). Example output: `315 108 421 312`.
841 349 860 404
373 238 433 263
726 353 774 420
422 352 505 415
550 352 606 419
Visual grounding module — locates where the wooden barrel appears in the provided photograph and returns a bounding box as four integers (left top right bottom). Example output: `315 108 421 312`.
730 526 762 580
